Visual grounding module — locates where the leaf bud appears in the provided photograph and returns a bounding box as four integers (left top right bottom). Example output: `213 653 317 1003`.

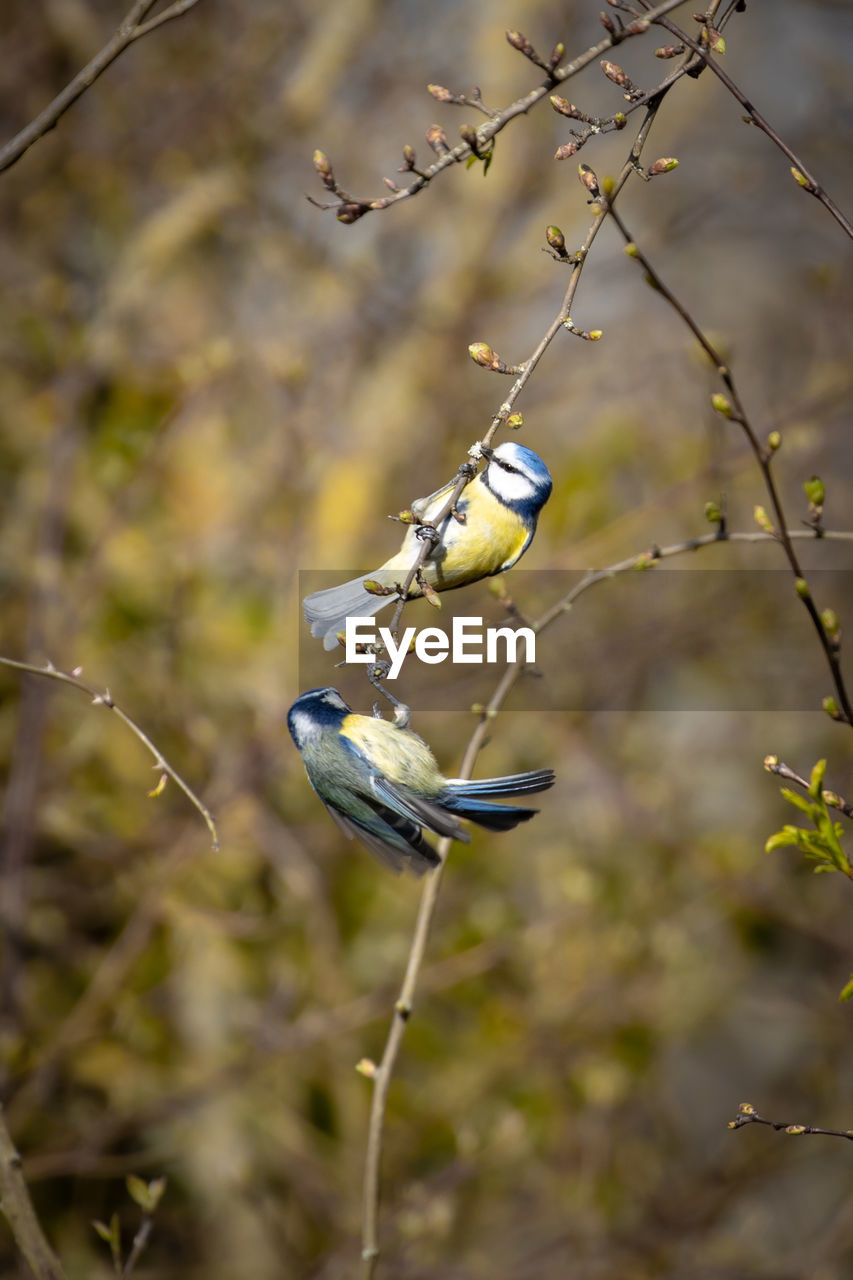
459 124 479 151
613 112 627 129
704 500 722 524
588 329 603 341
355 1058 377 1078
600 60 631 88
648 157 679 175
550 95 579 118
785 1125 805 1136
794 578 810 599
821 608 840 637
313 149 335 190
363 579 396 597
549 42 565 68
767 430 781 451
401 145 416 169
506 413 524 430
763 755 779 771
624 242 638 258
427 84 454 102
426 125 450 155
705 26 726 54
599 11 616 34
738 1103 756 1115
421 582 442 609
803 475 825 509
506 29 534 56
790 167 809 188
711 393 732 418
822 695 841 720
654 44 684 58
546 225 566 252
469 342 496 367
554 141 579 161
753 505 775 535
577 163 600 198
626 19 649 34
336 203 366 224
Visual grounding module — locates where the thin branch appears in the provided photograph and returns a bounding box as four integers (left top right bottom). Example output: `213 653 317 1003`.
121 1216 153 1277
0 657 219 851
0 1105 68 1280
634 4 853 240
0 0 204 176
729 1102 853 1143
608 205 853 726
310 0 694 223
763 758 853 822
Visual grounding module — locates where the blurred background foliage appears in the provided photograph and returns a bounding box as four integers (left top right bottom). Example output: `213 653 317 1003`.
1 0 853 1276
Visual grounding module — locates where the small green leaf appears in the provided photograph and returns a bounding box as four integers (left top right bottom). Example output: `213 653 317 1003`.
808 759 827 799
765 828 800 853
127 1174 153 1212
779 787 817 817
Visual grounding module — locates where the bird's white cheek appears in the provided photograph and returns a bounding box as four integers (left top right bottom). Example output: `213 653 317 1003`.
487 469 536 506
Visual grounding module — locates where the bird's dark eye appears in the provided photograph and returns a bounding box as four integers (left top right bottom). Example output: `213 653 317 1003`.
498 460 518 473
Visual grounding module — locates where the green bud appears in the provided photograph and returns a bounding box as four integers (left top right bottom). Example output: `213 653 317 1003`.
754 506 775 535
763 754 779 771
468 342 495 367
790 167 809 188
711 393 733 418
795 578 810 599
506 413 524 430
803 475 825 508
648 157 679 176
704 501 722 524
785 1125 806 1136
822 695 841 720
767 431 781 451
821 608 839 637
546 225 566 252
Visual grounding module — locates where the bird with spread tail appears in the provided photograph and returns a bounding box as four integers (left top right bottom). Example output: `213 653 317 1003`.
303 442 553 649
287 687 555 874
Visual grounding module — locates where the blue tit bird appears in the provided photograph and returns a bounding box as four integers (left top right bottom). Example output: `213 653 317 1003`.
287 687 555 875
303 441 553 649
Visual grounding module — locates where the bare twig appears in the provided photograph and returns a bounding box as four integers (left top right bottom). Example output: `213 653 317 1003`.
729 1102 853 1143
310 0 693 223
0 1105 68 1280
0 657 219 850
121 1216 153 1277
631 3 853 240
0 0 204 176
608 205 853 726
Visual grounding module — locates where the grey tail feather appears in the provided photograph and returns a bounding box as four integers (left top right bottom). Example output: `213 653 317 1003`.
302 575 400 651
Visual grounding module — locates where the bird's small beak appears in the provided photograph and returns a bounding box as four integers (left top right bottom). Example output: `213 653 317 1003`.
479 444 494 460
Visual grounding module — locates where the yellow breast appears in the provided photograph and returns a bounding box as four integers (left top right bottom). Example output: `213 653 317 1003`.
341 714 444 790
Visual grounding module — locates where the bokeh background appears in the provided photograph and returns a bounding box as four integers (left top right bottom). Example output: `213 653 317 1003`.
2 1 853 1276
